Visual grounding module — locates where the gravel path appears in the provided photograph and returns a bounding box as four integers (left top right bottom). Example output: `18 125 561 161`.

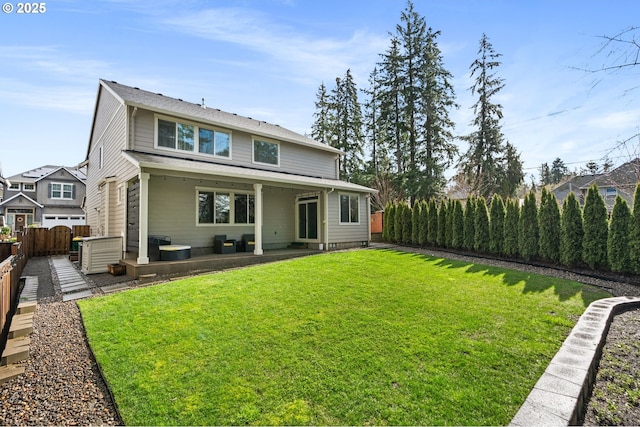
1 250 638 425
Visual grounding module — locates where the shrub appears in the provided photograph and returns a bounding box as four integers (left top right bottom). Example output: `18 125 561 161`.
519 191 539 261
474 197 490 253
629 184 640 273
608 196 631 273
382 202 392 242
418 200 428 246
538 188 561 263
503 198 520 258
402 202 413 244
437 200 448 248
560 193 583 267
411 200 421 245
489 195 505 255
427 198 438 246
583 185 609 270
463 197 476 251
451 200 465 250
445 200 455 249
394 202 404 243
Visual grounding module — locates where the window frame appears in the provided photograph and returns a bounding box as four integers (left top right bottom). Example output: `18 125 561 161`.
196 187 255 226
50 182 74 200
155 115 232 159
338 193 360 225
252 137 280 167
23 183 35 192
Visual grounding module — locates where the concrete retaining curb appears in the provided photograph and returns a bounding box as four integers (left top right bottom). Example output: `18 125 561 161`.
510 296 640 426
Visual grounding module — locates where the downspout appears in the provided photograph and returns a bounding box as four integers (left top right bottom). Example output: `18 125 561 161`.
324 188 334 251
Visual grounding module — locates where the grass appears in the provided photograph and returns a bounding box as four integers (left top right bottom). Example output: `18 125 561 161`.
78 249 610 426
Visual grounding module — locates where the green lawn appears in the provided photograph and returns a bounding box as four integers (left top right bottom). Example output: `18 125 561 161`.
78 249 610 426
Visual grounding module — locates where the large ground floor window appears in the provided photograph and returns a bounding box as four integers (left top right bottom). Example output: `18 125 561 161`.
197 188 254 225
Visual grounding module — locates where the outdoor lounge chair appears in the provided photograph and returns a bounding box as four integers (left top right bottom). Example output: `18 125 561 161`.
237 234 255 252
213 235 236 254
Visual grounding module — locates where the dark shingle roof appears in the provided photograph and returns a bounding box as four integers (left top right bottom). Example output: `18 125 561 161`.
100 79 342 155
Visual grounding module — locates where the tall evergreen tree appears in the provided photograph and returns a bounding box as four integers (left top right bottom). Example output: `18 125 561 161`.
629 184 640 273
458 33 523 198
608 196 631 273
550 158 569 184
463 196 477 251
489 194 505 255
519 191 539 261
538 188 561 263
560 193 584 267
582 185 609 270
474 197 490 253
311 82 331 145
328 69 364 181
503 198 520 257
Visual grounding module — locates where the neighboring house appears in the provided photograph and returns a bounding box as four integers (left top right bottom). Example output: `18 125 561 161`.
83 79 376 265
0 165 87 232
552 158 640 211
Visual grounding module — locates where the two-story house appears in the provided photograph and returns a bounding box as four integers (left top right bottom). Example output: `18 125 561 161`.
0 165 87 233
83 79 375 266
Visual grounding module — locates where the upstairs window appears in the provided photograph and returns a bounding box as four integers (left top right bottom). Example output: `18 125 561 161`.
9 183 20 190
157 116 231 158
339 194 359 224
23 184 35 192
50 183 74 200
253 139 279 166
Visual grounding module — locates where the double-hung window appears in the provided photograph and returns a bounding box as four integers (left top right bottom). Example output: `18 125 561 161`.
339 194 359 224
197 189 254 225
253 139 279 166
50 183 74 200
156 117 231 158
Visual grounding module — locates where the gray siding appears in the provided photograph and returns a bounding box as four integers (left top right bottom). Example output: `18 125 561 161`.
132 109 338 179
327 192 370 243
86 88 137 237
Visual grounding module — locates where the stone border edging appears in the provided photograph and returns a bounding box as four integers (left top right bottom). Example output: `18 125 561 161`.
510 296 640 426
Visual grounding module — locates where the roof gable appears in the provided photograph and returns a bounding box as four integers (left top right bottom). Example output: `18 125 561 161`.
0 192 44 208
6 165 86 183
98 79 342 156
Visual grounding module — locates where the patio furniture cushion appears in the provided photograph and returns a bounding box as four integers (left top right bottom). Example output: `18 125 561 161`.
213 235 236 254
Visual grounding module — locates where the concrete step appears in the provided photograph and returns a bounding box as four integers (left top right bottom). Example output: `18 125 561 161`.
0 364 26 385
1 337 30 366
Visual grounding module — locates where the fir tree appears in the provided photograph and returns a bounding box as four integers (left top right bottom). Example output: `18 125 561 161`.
310 82 332 144
503 198 520 258
560 193 583 267
519 192 539 261
538 188 561 263
582 185 609 270
489 194 505 255
608 196 631 273
474 197 490 253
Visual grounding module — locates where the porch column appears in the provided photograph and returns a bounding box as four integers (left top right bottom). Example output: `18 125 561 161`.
137 172 150 264
324 189 331 251
253 183 263 255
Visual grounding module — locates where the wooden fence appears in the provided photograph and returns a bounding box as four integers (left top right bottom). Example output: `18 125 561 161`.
0 241 28 354
21 225 90 257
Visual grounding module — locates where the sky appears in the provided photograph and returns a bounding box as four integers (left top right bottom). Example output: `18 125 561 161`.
1 0 638 185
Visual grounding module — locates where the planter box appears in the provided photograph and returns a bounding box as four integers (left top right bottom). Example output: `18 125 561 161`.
108 263 126 276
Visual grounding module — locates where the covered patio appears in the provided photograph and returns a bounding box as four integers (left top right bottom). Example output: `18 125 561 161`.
118 246 320 279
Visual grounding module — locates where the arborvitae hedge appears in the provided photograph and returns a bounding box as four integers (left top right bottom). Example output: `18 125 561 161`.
418 200 428 246
489 195 505 255
402 202 412 244
474 197 490 253
452 200 465 249
538 188 561 263
411 200 421 245
382 202 391 242
629 184 640 273
503 198 520 258
437 200 448 247
445 200 454 249
394 202 404 243
519 192 539 261
463 196 476 251
560 192 583 267
427 198 438 246
608 196 631 273
583 185 609 270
